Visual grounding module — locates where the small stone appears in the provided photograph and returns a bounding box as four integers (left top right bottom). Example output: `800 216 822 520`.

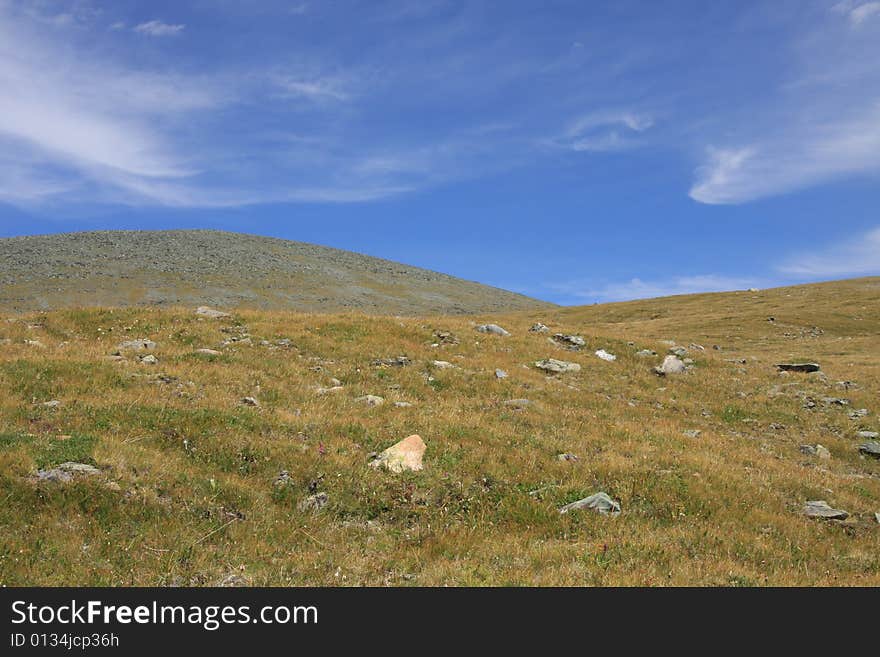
821 397 849 406
815 444 831 460
850 409 869 420
494 368 508 379
430 360 456 369
668 346 688 357
393 401 413 408
529 323 549 333
595 349 616 362
139 354 158 365
356 395 385 407
654 355 687 376
557 453 579 462
369 434 426 473
682 430 702 438
559 492 621 516
776 363 820 373
298 492 329 512
552 334 586 349
241 396 260 407
635 349 656 357
315 386 344 395
503 399 531 409
476 324 510 336
371 356 411 367
534 358 581 374
41 400 61 409
195 306 232 319
803 500 848 520
856 431 879 439
195 348 221 356
329 378 342 387
858 441 880 458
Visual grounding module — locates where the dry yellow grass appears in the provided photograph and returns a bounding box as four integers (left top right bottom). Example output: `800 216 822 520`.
1 277 878 586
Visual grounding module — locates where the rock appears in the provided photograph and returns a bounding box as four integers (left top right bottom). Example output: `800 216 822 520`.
371 356 411 367
552 333 585 349
595 349 616 362
534 358 581 374
430 360 456 369
529 323 549 333
195 348 221 356
41 400 61 409
315 386 344 395
298 492 329 512
875 512 880 525
476 324 510 336
557 453 579 462
559 492 621 516
356 395 385 407
393 401 413 408
849 409 869 420
815 444 832 459
502 399 531 409
241 396 260 407
748 287 760 293
821 397 849 406
494 368 508 379
369 434 426 473
139 354 158 365
635 349 656 357
35 462 101 483
689 344 705 351
668 346 688 357
857 431 879 439
776 363 820 373
274 470 293 486
329 378 342 387
25 339 45 348
858 441 880 458
682 429 702 438
654 355 687 376
803 500 848 520
432 330 459 345
118 339 156 351
195 306 232 319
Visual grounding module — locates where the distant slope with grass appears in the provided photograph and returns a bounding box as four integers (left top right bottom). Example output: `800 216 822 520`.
0 230 554 315
0 277 878 585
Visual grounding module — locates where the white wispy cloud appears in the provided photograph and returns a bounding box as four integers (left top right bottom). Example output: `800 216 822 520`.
689 102 880 204
553 111 653 153
133 20 185 37
689 4 880 205
777 225 880 277
833 1 880 25
272 76 350 102
0 6 220 207
546 274 761 303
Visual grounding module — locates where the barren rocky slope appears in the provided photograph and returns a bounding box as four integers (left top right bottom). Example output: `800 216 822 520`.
0 230 553 315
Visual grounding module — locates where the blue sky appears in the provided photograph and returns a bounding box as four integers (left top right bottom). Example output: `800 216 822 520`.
1 0 878 304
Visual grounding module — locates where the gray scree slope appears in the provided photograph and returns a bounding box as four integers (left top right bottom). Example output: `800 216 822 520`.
0 230 555 315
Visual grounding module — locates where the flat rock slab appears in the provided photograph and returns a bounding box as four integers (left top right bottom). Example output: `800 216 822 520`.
803 500 848 520
117 339 156 351
195 306 232 319
857 431 879 439
559 492 621 515
195 348 222 356
595 349 616 362
356 395 385 406
776 363 820 373
858 441 880 458
535 358 581 374
35 462 102 483
371 356 411 367
370 434 426 473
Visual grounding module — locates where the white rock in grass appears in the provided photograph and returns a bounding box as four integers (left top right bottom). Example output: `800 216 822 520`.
195 306 232 319
595 349 616 362
476 324 510 336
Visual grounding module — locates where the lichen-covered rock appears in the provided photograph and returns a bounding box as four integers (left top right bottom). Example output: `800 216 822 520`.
559 492 621 516
534 358 581 374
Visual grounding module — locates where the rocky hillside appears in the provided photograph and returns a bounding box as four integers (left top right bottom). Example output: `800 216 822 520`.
0 277 878 585
0 230 553 315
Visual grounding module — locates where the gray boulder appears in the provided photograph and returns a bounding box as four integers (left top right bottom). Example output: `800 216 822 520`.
654 355 687 376
803 500 848 520
559 492 621 516
858 441 880 458
476 324 510 337
534 358 581 374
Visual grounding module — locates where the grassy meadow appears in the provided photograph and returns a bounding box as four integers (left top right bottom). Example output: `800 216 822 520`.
1 277 878 586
